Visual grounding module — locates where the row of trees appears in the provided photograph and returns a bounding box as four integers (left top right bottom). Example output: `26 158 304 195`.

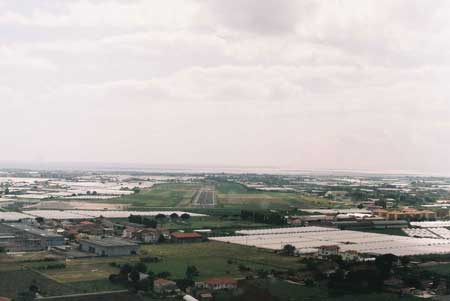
241 210 287 225
128 213 191 227
108 260 200 292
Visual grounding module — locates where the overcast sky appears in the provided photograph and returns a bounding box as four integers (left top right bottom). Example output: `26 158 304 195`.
1 0 450 174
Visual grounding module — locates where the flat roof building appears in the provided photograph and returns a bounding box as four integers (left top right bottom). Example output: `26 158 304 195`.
0 222 64 251
79 237 138 256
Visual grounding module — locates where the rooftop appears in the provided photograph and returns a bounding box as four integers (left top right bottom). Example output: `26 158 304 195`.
203 277 238 285
3 223 63 238
154 278 176 286
80 237 138 247
171 232 202 239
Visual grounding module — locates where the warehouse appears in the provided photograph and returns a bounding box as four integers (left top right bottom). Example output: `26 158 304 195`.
79 237 138 256
0 222 65 251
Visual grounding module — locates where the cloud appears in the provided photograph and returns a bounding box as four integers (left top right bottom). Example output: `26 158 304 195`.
0 0 449 173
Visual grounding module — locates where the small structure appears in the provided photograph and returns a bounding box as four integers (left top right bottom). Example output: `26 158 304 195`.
196 277 238 291
171 232 203 243
79 237 138 256
154 278 178 295
372 220 408 229
317 245 340 257
341 250 360 261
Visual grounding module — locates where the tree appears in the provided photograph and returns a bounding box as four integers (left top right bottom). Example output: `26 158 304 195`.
129 269 140 283
35 217 44 224
158 234 166 243
185 265 199 280
120 263 133 276
181 213 191 220
170 213 179 219
375 254 398 278
155 214 166 220
134 262 147 274
282 244 296 256
400 256 410 267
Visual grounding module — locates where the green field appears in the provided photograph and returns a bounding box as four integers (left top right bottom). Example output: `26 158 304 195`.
110 182 347 210
7 241 305 294
141 241 304 280
111 184 201 207
0 269 78 298
159 215 269 231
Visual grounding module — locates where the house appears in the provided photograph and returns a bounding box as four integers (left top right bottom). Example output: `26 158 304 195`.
79 237 138 256
171 232 203 243
317 245 340 257
196 277 238 291
341 250 360 261
122 226 169 243
196 291 213 301
154 278 178 295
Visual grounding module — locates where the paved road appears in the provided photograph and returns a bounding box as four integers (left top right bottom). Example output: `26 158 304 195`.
193 187 216 208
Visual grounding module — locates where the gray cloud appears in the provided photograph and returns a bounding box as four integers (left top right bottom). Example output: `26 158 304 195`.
0 0 449 174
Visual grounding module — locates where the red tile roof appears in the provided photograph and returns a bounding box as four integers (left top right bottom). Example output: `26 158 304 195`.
319 245 340 250
154 278 176 286
171 232 202 239
203 277 238 285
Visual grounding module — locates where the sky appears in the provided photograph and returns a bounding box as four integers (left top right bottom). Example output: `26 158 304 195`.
1 0 450 174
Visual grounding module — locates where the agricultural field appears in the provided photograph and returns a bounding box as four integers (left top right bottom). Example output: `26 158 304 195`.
158 215 269 232
215 182 348 209
0 269 78 298
99 181 347 210
108 184 201 207
1 241 306 297
140 241 305 280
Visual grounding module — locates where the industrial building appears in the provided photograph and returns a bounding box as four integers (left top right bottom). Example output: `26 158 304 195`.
79 237 138 256
0 222 65 251
373 208 437 221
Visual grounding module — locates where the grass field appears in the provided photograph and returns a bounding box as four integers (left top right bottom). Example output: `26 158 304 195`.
110 184 200 207
10 241 306 294
160 216 269 231
0 269 78 298
101 182 346 210
140 241 305 280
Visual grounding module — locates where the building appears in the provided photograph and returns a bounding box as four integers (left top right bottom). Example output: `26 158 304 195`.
341 250 360 261
372 220 408 229
0 222 65 251
197 278 238 291
317 245 340 257
171 232 203 243
123 226 169 243
153 278 178 295
373 209 436 221
79 237 138 256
